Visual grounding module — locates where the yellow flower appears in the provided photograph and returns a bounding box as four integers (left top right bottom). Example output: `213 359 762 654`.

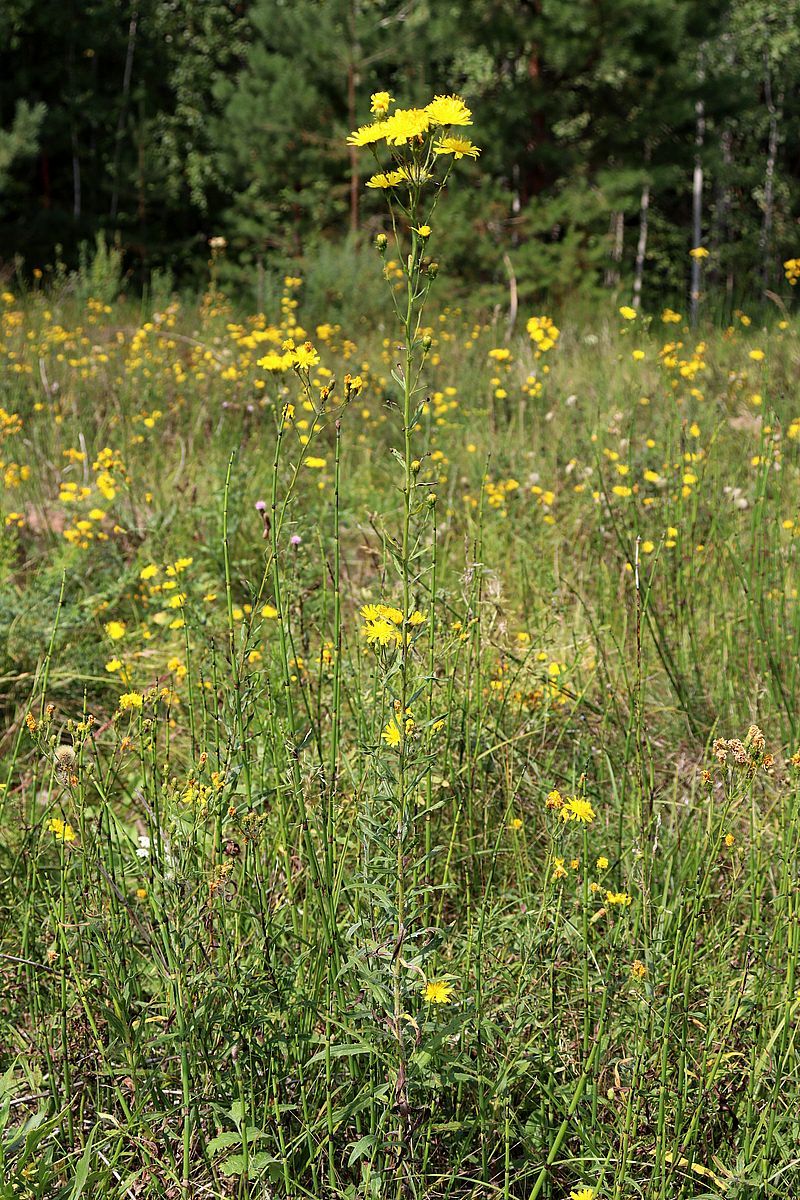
96 471 116 500
47 817 76 843
596 856 609 870
383 107 431 145
606 890 632 906
105 658 123 673
366 170 404 190
139 564 158 580
433 135 480 160
370 91 393 117
105 620 126 640
382 719 402 748
304 457 326 469
570 1189 596 1200
425 94 472 127
619 306 637 320
258 350 296 371
423 979 455 1004
561 796 596 824
510 817 523 830
631 959 647 978
415 225 431 239
346 120 390 147
362 603 403 625
552 857 568 880
689 246 709 258
119 692 144 711
294 342 320 369
748 349 765 362
363 617 402 647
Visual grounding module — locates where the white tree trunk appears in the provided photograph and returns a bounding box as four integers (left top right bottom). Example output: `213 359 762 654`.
690 97 705 326
633 182 650 309
605 211 624 287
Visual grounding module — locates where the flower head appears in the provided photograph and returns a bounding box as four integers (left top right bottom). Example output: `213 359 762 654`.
347 120 391 147
423 979 455 1004
294 342 320 369
362 617 402 648
382 719 402 748
561 796 596 824
426 94 472 127
433 135 480 160
366 170 404 190
370 91 394 117
55 744 77 778
48 817 76 843
383 107 431 145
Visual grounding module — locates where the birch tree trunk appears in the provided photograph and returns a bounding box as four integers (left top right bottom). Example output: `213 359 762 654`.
605 211 624 288
632 184 650 310
690 96 705 326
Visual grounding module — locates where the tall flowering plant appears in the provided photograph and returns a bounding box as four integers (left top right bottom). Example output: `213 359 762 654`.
347 92 480 1175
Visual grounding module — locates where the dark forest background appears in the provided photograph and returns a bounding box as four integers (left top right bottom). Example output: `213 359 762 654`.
1 0 798 312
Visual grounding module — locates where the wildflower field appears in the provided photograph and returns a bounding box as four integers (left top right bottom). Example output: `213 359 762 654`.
2 96 800 1200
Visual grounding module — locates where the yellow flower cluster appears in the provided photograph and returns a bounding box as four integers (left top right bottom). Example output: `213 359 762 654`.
360 603 427 650
47 817 76 843
257 339 320 373
526 315 560 356
544 789 595 824
347 93 480 190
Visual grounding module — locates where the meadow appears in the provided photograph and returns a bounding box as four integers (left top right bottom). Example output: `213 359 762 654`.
2 97 800 1200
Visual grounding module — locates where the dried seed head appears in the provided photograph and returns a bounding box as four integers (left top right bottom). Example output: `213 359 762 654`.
55 744 78 776
745 724 765 754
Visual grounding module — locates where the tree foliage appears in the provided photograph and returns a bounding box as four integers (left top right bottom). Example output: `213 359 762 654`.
1 0 798 307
